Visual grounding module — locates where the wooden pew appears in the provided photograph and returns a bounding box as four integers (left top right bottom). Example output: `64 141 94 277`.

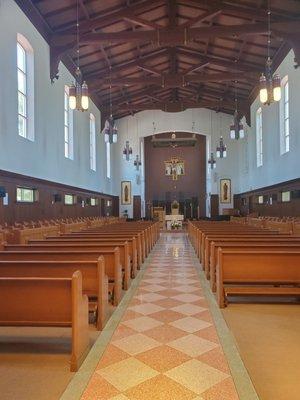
210 241 300 291
46 235 138 277
7 241 131 291
0 257 108 330
203 233 299 276
216 249 300 307
57 232 144 265
12 245 122 306
0 271 89 371
200 230 279 262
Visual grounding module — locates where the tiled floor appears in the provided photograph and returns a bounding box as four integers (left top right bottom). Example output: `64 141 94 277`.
81 233 240 400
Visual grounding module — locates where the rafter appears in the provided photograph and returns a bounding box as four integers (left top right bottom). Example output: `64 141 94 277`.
91 71 258 89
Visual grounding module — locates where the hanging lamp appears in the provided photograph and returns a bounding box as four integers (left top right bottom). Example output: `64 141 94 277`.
134 155 142 170
102 67 118 144
259 2 281 105
230 80 244 140
69 0 89 111
208 152 216 169
123 141 133 161
216 136 227 158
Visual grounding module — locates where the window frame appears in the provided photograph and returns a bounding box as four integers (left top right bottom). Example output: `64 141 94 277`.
64 86 74 160
106 141 111 179
89 113 96 171
64 194 76 205
281 191 291 203
280 76 290 154
17 34 34 141
16 187 37 203
256 107 263 167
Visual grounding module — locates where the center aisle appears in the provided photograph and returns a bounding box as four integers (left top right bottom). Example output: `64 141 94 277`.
81 233 240 400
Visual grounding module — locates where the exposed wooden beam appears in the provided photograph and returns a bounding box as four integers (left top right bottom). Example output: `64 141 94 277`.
92 71 258 89
54 0 166 33
183 61 209 74
179 8 222 29
124 14 162 29
137 63 162 76
52 20 299 48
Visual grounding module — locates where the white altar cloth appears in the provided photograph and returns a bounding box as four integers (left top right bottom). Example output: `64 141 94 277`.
165 214 184 230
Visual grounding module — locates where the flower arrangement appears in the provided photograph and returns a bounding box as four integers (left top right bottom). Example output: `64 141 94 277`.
171 221 180 230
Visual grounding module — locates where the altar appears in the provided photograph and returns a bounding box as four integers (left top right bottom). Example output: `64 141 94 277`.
165 214 184 230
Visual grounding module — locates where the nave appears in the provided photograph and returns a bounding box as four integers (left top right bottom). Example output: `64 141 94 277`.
63 233 253 400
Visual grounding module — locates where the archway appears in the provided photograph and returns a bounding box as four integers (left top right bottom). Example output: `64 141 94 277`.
143 131 207 219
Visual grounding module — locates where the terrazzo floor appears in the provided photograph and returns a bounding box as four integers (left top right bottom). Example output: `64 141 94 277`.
80 233 240 400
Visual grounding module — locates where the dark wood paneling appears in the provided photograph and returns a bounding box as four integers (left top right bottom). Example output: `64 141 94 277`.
0 170 118 224
210 194 219 217
133 195 141 220
235 178 300 217
144 133 206 216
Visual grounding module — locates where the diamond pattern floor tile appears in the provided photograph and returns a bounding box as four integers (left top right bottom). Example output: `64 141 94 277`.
125 374 197 400
79 233 240 400
113 333 160 355
122 316 163 332
170 317 212 333
97 358 159 391
165 359 229 395
168 334 219 357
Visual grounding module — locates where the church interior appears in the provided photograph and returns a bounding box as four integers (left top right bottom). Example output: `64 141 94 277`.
0 0 300 399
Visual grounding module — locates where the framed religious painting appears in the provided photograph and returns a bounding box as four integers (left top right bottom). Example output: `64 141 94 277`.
121 181 131 205
220 179 231 203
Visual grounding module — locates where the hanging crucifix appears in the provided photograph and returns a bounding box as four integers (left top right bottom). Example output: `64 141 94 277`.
164 157 185 181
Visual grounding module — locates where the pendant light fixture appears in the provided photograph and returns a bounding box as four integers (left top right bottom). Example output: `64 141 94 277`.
230 79 244 140
102 67 118 144
259 1 281 105
208 152 216 169
216 136 227 158
216 113 227 158
123 141 133 161
69 0 89 111
134 155 142 170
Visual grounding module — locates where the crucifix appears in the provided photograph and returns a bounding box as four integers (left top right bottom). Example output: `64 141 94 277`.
165 157 185 181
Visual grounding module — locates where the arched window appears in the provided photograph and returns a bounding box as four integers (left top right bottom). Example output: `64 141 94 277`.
17 33 34 141
256 107 263 167
106 142 111 179
280 75 290 154
89 113 96 171
64 86 74 159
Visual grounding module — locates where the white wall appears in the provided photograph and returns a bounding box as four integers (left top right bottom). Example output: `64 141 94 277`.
237 50 300 194
0 0 113 195
112 109 241 217
113 50 300 217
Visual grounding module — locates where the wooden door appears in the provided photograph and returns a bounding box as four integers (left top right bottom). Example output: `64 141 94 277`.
133 196 141 220
210 194 219 217
100 198 105 217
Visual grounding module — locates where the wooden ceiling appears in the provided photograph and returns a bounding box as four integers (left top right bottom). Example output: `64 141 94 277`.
16 0 300 124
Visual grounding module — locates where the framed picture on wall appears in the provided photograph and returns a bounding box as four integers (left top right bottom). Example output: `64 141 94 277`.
121 181 131 205
220 179 231 203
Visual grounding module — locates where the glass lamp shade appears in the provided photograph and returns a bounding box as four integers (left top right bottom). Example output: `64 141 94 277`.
230 125 236 139
104 133 109 143
69 84 77 110
113 133 118 143
213 162 216 169
216 149 221 158
272 74 281 102
239 124 245 139
81 81 89 110
223 149 227 158
259 74 268 104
